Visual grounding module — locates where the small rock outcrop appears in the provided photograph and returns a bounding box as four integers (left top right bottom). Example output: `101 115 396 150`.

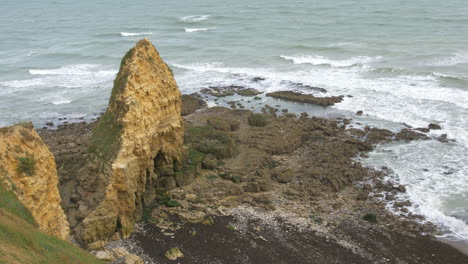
0 123 70 239
266 91 343 106
74 39 184 245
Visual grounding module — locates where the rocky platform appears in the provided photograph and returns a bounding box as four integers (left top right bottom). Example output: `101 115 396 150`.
39 103 468 264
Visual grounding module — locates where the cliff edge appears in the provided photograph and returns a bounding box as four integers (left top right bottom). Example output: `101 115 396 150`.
0 123 70 239
74 39 184 245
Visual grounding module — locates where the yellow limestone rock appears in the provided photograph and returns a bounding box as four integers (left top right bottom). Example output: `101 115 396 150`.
76 39 184 245
0 123 70 239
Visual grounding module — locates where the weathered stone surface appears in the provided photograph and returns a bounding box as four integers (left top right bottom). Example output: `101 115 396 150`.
95 251 115 261
75 39 184 245
111 247 129 258
165 247 184 261
182 94 206 116
266 91 343 106
0 123 70 239
125 254 144 264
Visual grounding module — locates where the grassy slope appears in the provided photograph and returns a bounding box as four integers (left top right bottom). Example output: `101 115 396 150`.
0 184 102 264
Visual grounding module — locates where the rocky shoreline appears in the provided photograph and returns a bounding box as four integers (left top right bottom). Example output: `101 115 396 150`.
38 94 467 263
1 39 466 264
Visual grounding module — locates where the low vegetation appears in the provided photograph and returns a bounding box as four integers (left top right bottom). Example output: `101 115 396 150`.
0 184 101 264
185 126 236 159
16 156 36 176
363 213 378 223
248 114 267 127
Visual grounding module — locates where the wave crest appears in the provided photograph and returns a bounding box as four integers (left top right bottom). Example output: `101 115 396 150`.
184 28 210 33
280 55 380 67
120 32 153 37
179 15 210 22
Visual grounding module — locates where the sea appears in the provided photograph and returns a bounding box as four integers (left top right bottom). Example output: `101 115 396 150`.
1 0 467 243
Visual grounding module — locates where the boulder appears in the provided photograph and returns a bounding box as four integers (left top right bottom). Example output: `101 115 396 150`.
125 254 144 264
95 251 115 261
266 91 343 106
165 247 184 261
182 94 206 116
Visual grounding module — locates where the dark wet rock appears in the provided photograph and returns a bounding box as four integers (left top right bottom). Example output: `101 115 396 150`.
414 127 430 133
266 91 343 106
46 122 54 126
363 184 373 191
252 77 265 82
202 86 262 97
395 129 430 141
395 201 412 207
182 94 207 116
261 104 277 116
356 110 363 116
356 191 370 200
395 185 407 193
385 194 395 201
300 112 309 119
428 123 441 130
281 81 328 93
437 134 449 143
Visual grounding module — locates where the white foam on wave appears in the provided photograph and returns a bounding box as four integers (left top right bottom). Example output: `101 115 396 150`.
280 55 380 67
428 52 468 66
29 64 101 75
179 15 210 22
184 28 210 33
364 140 468 241
120 32 153 37
51 99 73 105
0 64 117 90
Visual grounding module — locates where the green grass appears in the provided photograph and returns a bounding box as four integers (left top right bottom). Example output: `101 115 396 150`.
88 112 121 161
166 200 181 208
16 156 36 176
0 183 102 264
185 126 235 159
0 183 36 226
248 114 267 127
363 213 378 223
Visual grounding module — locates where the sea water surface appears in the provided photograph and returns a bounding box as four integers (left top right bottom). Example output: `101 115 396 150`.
1 0 467 242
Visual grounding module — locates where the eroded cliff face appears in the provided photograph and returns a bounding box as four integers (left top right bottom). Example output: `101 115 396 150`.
74 39 184 245
0 123 70 240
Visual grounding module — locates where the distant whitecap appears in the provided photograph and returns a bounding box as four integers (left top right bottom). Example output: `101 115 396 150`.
179 15 210 22
120 32 153 37
184 28 210 33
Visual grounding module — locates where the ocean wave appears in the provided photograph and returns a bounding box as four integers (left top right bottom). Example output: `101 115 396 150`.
29 64 102 75
120 32 153 37
51 99 73 105
363 140 468 242
184 28 210 33
280 55 380 67
1 64 117 89
428 52 468 66
179 15 210 22
327 42 367 48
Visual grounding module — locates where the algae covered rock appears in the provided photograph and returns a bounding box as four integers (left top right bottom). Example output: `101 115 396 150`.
266 91 343 106
165 247 184 261
75 39 184 245
182 94 206 116
0 123 70 239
